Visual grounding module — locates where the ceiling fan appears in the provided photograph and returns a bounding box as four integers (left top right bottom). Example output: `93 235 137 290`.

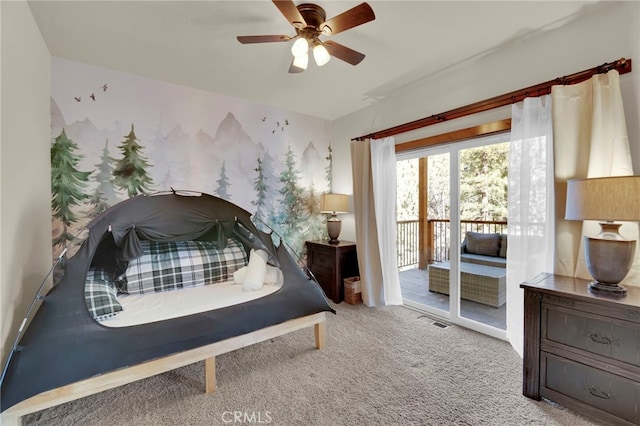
237 1 375 73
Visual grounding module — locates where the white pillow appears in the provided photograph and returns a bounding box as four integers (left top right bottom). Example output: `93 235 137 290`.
233 266 247 284
267 266 283 286
234 264 282 285
242 249 268 291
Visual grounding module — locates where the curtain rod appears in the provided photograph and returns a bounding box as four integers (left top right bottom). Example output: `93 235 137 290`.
352 58 632 141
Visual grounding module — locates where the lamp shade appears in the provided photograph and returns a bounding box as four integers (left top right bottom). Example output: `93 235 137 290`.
292 52 308 71
565 176 640 221
291 37 309 58
565 175 640 295
313 44 331 66
320 193 348 214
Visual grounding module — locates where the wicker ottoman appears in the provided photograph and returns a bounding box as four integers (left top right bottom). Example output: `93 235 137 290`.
428 261 506 307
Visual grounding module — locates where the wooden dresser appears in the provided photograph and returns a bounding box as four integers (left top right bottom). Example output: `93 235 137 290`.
305 240 358 303
521 273 640 425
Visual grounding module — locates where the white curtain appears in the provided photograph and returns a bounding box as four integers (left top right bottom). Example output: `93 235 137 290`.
506 95 555 357
350 137 403 306
507 71 635 356
552 70 639 283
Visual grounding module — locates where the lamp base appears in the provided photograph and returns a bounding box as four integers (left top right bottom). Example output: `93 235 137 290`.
326 215 342 244
583 223 635 297
588 281 627 296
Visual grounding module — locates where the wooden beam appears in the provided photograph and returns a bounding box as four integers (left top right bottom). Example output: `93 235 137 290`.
418 158 429 269
396 119 511 153
205 357 216 393
314 321 326 349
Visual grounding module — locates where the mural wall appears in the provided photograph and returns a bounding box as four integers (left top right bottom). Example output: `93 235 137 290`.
51 58 332 257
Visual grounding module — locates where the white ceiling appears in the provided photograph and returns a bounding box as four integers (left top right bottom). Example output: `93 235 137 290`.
28 0 597 121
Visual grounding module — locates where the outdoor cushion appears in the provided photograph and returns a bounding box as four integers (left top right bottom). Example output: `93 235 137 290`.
464 232 501 257
461 253 507 268
499 234 508 258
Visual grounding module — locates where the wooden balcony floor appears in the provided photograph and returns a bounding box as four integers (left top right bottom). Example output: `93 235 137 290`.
399 267 506 330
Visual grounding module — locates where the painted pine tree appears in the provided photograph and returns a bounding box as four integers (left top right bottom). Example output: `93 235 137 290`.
87 140 117 218
304 184 327 241
325 144 333 192
113 124 153 197
51 129 91 248
276 145 308 253
252 156 268 226
261 151 280 220
214 160 231 199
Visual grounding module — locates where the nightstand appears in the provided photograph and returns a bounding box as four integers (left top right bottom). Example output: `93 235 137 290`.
305 240 359 303
521 273 640 425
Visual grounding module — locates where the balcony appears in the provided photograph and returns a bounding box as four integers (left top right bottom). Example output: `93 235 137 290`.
397 219 508 269
397 219 508 330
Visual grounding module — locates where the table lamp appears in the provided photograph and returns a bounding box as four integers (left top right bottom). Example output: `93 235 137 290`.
320 193 349 244
565 175 640 295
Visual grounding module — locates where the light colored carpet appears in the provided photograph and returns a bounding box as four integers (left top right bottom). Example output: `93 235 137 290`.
23 303 598 425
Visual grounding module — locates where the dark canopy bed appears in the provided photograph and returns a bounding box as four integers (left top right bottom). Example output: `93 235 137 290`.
0 192 334 420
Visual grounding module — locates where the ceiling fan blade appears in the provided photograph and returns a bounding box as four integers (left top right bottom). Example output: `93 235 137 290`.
272 0 306 29
323 41 366 65
237 35 292 44
320 2 375 36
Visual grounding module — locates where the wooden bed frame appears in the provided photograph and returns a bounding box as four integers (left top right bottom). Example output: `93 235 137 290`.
1 312 326 425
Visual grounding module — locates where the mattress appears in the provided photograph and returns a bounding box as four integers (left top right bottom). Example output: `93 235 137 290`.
102 281 281 327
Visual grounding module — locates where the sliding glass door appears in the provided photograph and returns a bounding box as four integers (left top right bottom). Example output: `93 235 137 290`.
397 133 510 339
457 142 509 330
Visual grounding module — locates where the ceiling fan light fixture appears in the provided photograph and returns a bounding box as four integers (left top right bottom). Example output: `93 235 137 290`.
313 43 331 66
291 37 309 58
236 1 375 72
292 51 309 70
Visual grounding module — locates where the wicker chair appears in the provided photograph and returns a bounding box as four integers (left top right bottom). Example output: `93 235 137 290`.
428 261 506 307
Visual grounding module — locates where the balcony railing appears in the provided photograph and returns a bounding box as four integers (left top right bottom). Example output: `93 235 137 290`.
397 220 420 269
397 219 508 268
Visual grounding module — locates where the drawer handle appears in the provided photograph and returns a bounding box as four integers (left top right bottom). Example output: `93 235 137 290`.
588 332 618 346
586 386 611 400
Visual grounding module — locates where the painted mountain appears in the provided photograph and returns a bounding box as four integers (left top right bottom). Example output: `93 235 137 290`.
50 99 331 256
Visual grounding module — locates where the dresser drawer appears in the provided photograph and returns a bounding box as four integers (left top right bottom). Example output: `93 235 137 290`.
542 293 640 323
311 266 332 286
307 246 335 270
541 352 640 424
543 304 640 368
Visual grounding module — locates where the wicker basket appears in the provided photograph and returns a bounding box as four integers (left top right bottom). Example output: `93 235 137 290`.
344 276 362 305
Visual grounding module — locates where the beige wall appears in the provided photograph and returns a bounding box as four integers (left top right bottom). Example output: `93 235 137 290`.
332 1 640 242
1 1 52 367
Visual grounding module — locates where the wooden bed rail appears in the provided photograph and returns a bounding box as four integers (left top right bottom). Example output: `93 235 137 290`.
1 312 327 423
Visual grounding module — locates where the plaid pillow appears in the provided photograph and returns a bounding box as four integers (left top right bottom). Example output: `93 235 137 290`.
119 238 248 294
85 269 123 321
